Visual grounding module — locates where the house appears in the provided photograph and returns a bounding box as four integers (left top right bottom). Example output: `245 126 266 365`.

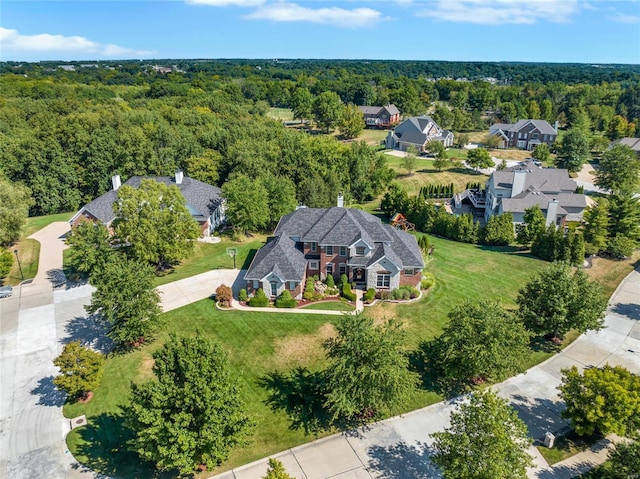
358 104 400 128
69 171 225 235
385 115 453 152
610 137 640 158
244 198 425 299
479 160 586 226
489 119 558 150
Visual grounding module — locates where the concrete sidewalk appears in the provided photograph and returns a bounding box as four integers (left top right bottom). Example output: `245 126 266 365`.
210 267 640 479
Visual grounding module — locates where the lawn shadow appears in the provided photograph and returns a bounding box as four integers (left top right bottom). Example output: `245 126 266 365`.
529 335 562 354
508 394 571 443
611 302 640 321
240 249 258 270
259 367 333 436
535 460 604 479
63 314 114 354
409 340 470 399
367 441 441 478
31 375 66 407
70 412 173 479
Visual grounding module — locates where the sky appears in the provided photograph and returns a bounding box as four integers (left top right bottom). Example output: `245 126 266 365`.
1 0 639 64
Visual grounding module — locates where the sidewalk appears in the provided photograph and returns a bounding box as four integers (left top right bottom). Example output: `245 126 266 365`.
209 266 640 479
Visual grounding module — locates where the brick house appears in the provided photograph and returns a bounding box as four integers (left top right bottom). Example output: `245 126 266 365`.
69 171 225 236
244 200 424 299
385 115 454 152
358 104 401 128
489 119 558 150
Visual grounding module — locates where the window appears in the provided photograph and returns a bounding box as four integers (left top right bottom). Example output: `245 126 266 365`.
339 246 347 256
289 281 297 290
310 242 317 252
309 261 319 270
355 246 365 256
404 268 415 275
376 273 391 288
326 245 334 255
543 134 547 141
532 133 539 139
339 264 347 275
326 263 334 275
253 280 259 289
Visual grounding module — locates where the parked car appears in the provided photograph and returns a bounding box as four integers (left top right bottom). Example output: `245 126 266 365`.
0 286 13 298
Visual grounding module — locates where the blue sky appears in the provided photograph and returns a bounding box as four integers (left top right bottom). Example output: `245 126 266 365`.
1 1 639 63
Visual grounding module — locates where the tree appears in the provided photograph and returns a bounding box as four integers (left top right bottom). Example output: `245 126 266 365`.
595 144 640 196
516 205 546 247
127 334 253 475
0 248 13 280
531 143 551 164
466 148 493 171
263 458 293 479
222 175 270 233
431 390 532 479
0 178 34 246
583 198 610 255
481 213 514 246
606 115 634 140
438 300 531 383
66 222 114 279
517 262 607 340
312 91 343 133
338 104 364 139
608 194 640 243
607 234 636 259
53 341 104 400
262 175 298 228
113 179 200 269
427 141 450 171
559 365 640 437
87 256 161 349
323 314 417 421
290 87 313 124
184 149 221 186
601 435 640 479
402 146 418 176
555 129 590 173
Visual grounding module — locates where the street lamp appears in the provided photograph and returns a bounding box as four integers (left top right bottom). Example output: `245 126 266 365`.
13 249 24 281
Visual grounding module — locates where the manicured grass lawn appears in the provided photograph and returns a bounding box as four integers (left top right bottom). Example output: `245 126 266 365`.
152 235 266 287
23 212 73 237
355 128 388 145
584 250 640 298
537 431 602 465
300 301 354 311
3 239 40 286
267 107 294 121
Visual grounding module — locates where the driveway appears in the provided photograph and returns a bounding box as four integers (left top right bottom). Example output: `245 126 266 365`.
28 222 71 285
210 267 640 479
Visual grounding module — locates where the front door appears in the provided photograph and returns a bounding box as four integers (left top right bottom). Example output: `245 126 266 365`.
354 268 365 282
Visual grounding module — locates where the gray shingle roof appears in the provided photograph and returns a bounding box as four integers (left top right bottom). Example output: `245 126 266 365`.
358 104 400 117
75 175 222 224
493 161 576 193
491 119 557 136
612 137 640 152
244 235 306 281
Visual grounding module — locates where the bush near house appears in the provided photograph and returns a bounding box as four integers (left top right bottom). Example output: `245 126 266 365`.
275 290 297 308
216 284 233 307
364 288 376 303
341 282 357 302
421 273 436 290
238 289 248 302
248 288 269 307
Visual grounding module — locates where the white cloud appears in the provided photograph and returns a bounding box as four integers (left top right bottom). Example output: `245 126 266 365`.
609 12 640 24
416 0 580 25
186 0 265 6
0 27 154 58
245 2 385 27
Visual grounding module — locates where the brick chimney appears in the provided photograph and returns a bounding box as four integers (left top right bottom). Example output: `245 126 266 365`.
175 170 184 185
111 174 121 191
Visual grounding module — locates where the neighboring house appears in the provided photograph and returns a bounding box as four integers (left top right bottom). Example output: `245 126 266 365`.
244 198 425 299
385 115 453 152
610 137 640 158
477 160 586 226
69 171 225 235
358 104 400 128
489 119 558 150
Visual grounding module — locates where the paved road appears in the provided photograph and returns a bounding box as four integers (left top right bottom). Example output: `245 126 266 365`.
211 267 640 479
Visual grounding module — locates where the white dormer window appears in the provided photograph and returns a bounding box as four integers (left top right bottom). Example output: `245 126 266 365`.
356 246 365 256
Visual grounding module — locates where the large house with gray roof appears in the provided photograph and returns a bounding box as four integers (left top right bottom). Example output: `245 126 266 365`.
482 160 586 226
69 171 225 235
611 137 640 158
358 104 400 128
385 115 453 152
244 202 425 299
489 119 557 150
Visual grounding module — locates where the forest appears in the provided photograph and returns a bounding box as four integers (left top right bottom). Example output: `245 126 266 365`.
1 59 639 217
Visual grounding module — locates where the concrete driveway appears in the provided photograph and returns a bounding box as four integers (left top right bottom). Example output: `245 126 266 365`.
28 222 71 285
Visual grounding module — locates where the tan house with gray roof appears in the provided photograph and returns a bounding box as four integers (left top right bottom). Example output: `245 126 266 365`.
385 115 453 152
490 119 558 150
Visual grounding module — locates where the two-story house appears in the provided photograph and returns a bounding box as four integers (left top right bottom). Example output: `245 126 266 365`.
489 119 558 150
358 104 401 128
385 115 453 152
244 199 424 299
482 160 586 226
69 171 225 236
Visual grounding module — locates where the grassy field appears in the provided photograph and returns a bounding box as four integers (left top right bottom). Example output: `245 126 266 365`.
355 128 388 145
300 301 354 311
267 107 294 121
3 239 40 286
22 212 73 237
537 431 602 465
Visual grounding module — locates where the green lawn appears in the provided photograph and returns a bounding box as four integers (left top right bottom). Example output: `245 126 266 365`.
23 212 73 237
267 107 294 121
537 431 602 465
3 238 40 285
355 128 388 145
300 301 355 311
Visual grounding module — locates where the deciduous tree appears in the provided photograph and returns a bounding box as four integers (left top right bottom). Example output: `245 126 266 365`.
222 174 270 233
466 147 493 171
595 144 640 196
431 390 532 479
290 87 313 124
583 198 610 255
531 143 551 164
66 222 115 279
402 146 418 176
312 91 343 133
53 341 104 400
263 458 293 479
338 104 364 139
516 205 546 247
555 128 590 173
127 334 253 475
600 434 640 479
0 178 34 246
481 213 514 246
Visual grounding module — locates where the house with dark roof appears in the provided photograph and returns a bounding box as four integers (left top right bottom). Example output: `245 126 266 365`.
69 171 225 235
482 160 586 226
385 115 453 152
611 137 640 158
358 104 400 128
244 200 425 299
489 119 558 150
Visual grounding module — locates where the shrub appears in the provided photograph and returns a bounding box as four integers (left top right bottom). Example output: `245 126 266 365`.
238 289 248 302
325 287 339 296
275 290 297 308
0 248 13 280
304 278 315 294
303 291 314 301
364 288 376 303
340 273 349 286
392 288 410 300
215 284 233 306
376 291 393 300
248 288 269 307
325 274 335 288
421 273 436 290
341 282 356 302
